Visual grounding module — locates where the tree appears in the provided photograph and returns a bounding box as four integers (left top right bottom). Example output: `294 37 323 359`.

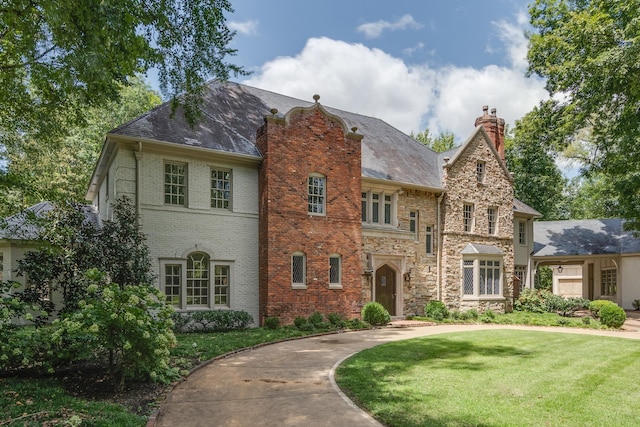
16 196 153 314
0 0 244 147
506 102 568 220
411 128 458 152
527 0 640 228
0 77 161 217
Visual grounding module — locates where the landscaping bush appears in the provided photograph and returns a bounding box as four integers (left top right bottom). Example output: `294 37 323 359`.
545 295 590 317
514 288 552 313
480 309 496 323
633 299 640 311
598 303 626 328
589 300 616 318
294 316 311 330
264 316 280 329
327 312 346 328
308 312 325 327
424 300 449 321
361 302 390 326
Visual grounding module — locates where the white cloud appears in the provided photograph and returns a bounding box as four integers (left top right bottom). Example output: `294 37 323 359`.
356 14 423 39
242 14 548 140
403 42 426 57
228 20 259 35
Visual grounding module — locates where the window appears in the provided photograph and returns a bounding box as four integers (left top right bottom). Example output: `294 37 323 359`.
213 265 230 305
409 211 417 234
518 220 527 245
164 264 182 306
463 203 474 232
425 225 434 255
329 254 341 288
514 265 527 292
361 191 396 226
211 169 231 209
476 162 486 183
462 258 503 298
487 207 497 235
601 268 617 296
165 162 186 206
292 252 306 288
308 174 326 215
187 252 209 306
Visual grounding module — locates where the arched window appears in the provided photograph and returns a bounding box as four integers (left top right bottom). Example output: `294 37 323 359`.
187 252 209 306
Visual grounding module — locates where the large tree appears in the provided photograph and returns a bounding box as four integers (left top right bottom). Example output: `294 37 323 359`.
506 102 568 220
0 78 161 217
527 0 640 228
0 0 244 147
410 128 458 152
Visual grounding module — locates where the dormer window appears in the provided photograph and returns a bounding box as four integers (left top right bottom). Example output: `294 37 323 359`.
476 161 486 183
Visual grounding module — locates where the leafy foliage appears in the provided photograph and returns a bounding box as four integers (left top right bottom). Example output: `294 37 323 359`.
410 128 458 152
171 310 253 333
515 289 589 317
52 271 178 386
424 300 449 320
597 303 626 328
589 299 616 318
527 0 640 229
16 196 153 314
361 302 391 326
264 316 280 329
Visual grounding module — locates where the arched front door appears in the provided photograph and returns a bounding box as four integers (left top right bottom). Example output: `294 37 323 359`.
375 264 396 316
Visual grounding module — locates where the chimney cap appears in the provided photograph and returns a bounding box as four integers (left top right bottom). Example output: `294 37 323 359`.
482 105 489 114
491 108 497 116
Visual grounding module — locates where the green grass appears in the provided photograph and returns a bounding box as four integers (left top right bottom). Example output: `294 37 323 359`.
0 377 145 426
336 330 640 427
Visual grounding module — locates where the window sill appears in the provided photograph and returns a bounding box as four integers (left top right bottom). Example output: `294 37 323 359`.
329 284 343 290
462 295 506 301
292 284 307 290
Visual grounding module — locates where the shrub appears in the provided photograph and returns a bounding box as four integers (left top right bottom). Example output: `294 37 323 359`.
308 312 324 327
515 289 552 313
598 303 626 328
589 300 616 318
480 309 496 323
293 316 309 329
633 299 640 311
466 309 479 320
346 318 369 329
52 272 178 386
424 300 449 321
327 312 346 328
545 295 589 317
188 310 253 332
361 302 391 326
264 316 280 329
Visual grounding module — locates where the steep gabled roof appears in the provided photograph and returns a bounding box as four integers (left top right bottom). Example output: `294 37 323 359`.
533 218 640 257
513 199 542 217
109 81 444 191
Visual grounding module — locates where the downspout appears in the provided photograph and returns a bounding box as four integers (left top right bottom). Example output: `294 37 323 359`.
436 192 444 301
134 141 142 220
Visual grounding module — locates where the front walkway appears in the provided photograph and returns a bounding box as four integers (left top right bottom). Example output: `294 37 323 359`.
150 316 640 427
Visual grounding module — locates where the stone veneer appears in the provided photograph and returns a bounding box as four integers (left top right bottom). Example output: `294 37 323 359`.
440 130 515 312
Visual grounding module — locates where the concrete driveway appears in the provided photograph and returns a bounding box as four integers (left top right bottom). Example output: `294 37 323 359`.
151 319 640 427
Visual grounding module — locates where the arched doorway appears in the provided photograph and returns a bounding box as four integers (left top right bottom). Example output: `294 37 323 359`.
375 264 396 316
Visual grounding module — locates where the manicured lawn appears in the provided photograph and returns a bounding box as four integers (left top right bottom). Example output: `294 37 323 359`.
336 330 640 427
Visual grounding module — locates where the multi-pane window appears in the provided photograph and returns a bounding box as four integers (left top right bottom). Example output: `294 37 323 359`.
463 203 474 232
518 220 527 245
463 258 503 298
361 191 396 226
211 169 231 209
187 252 209 306
479 260 501 295
409 211 417 236
292 252 306 287
514 265 527 292
164 163 186 205
308 175 326 215
476 162 486 183
426 225 433 254
164 264 181 306
601 268 617 296
487 207 497 235
329 254 341 287
213 265 230 305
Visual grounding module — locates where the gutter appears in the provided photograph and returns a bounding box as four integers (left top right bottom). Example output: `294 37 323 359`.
135 141 142 220
436 192 444 301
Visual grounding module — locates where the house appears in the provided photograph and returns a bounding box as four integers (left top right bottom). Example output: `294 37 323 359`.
7 81 540 325
533 218 640 309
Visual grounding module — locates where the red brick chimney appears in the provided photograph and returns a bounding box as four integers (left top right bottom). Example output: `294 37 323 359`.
474 105 505 162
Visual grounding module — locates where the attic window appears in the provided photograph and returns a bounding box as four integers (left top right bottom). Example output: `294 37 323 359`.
476 162 486 183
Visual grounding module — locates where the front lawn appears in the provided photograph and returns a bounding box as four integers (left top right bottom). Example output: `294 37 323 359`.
336 330 640 427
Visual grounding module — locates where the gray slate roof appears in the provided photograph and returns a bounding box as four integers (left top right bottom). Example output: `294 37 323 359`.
533 218 640 257
513 199 542 217
111 81 444 190
461 243 504 255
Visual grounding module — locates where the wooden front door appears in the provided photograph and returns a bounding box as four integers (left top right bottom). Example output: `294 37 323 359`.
375 265 396 316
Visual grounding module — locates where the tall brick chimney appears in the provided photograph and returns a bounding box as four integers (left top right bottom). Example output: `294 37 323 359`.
474 105 505 162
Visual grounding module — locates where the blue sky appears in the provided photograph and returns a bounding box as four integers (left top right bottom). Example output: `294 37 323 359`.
203 0 550 142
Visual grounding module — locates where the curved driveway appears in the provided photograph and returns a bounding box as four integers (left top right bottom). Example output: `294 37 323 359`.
152 320 640 427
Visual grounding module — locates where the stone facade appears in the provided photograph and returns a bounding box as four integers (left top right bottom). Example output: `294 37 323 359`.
256 104 363 324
